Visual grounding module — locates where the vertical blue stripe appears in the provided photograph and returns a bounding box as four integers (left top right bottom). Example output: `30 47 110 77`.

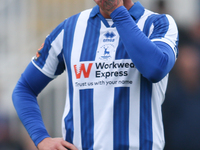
80 17 101 61
114 87 130 150
143 14 157 37
63 14 80 143
54 52 65 75
140 76 153 150
115 39 130 60
149 15 169 40
80 89 94 150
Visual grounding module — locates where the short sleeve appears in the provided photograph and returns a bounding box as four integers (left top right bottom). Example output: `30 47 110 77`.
32 21 66 79
147 14 179 59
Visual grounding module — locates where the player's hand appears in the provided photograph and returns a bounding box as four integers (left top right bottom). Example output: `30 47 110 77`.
94 0 123 15
37 137 78 150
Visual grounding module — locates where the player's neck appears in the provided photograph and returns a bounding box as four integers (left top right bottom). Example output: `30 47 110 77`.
100 1 134 19
100 10 111 19
123 0 134 10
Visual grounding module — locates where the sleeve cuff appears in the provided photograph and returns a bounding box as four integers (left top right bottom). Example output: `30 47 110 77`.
110 6 129 20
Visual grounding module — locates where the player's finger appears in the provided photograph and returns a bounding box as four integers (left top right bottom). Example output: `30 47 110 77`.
58 146 68 150
61 140 78 150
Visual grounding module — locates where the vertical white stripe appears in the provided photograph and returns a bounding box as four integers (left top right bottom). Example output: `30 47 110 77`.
93 87 114 150
165 14 179 59
51 30 64 55
43 47 59 77
129 71 141 150
62 58 70 140
71 9 91 64
148 24 154 38
70 9 92 149
152 75 168 150
73 89 81 149
93 21 120 150
95 21 120 62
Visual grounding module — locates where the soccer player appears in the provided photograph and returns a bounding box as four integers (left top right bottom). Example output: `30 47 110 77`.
12 0 179 149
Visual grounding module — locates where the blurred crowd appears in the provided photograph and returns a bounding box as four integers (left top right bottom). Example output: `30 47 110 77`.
0 114 37 150
1 0 200 150
162 21 200 149
158 0 200 149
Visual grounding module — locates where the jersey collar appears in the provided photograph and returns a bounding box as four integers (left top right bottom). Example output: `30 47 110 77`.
90 5 99 18
90 1 145 21
128 1 145 21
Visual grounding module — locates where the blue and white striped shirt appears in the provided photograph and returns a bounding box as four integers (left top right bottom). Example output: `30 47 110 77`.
31 2 178 150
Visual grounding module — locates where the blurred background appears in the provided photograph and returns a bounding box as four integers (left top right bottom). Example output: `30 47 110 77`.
0 0 200 149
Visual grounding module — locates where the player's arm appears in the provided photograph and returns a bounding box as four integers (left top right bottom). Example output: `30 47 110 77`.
12 62 52 146
110 6 178 83
12 62 78 150
12 18 78 149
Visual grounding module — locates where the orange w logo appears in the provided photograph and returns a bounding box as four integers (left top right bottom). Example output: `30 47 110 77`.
74 63 93 79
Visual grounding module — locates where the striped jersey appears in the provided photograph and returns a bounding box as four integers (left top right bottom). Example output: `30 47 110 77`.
32 2 178 150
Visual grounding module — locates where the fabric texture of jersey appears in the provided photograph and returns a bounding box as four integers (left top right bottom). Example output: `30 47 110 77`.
31 2 178 150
